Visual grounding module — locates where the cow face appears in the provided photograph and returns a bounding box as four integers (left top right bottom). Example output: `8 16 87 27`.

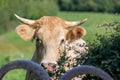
15 14 87 72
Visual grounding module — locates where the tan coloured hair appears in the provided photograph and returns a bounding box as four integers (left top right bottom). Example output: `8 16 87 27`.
15 15 87 73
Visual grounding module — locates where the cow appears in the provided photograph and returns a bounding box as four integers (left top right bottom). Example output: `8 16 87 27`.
14 14 88 79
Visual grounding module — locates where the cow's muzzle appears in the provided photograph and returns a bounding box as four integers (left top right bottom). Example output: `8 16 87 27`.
41 62 57 72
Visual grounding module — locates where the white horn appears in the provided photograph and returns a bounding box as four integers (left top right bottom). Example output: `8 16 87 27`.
14 14 35 25
66 18 88 26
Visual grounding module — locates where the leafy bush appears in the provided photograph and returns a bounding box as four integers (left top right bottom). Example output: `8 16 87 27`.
84 21 120 80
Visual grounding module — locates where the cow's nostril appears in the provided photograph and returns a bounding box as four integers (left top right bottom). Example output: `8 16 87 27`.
41 63 48 69
41 63 44 67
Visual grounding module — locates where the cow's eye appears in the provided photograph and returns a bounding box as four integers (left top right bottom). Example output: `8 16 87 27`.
58 36 65 45
60 38 65 45
61 39 64 43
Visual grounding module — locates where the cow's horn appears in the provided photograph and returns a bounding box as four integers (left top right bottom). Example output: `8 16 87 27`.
14 14 35 25
66 18 88 26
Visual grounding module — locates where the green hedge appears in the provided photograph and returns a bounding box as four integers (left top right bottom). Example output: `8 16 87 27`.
84 21 120 80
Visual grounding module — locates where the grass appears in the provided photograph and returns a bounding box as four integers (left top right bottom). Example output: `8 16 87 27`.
2 69 26 80
0 31 35 54
0 12 120 80
0 53 31 80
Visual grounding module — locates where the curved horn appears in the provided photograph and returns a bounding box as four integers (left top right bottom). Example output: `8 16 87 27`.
14 14 35 25
66 18 88 26
0 60 50 80
60 65 113 80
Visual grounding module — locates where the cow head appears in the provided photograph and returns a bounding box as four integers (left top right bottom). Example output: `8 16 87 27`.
15 14 87 72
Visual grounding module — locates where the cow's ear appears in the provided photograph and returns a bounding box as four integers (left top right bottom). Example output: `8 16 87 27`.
66 26 86 42
16 24 35 41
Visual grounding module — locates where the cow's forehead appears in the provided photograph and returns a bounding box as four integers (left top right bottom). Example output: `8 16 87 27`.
40 16 63 21
35 16 68 43
36 16 67 26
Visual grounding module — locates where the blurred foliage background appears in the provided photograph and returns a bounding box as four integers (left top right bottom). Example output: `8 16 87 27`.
0 0 120 34
58 0 120 13
0 0 59 34
0 0 120 80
